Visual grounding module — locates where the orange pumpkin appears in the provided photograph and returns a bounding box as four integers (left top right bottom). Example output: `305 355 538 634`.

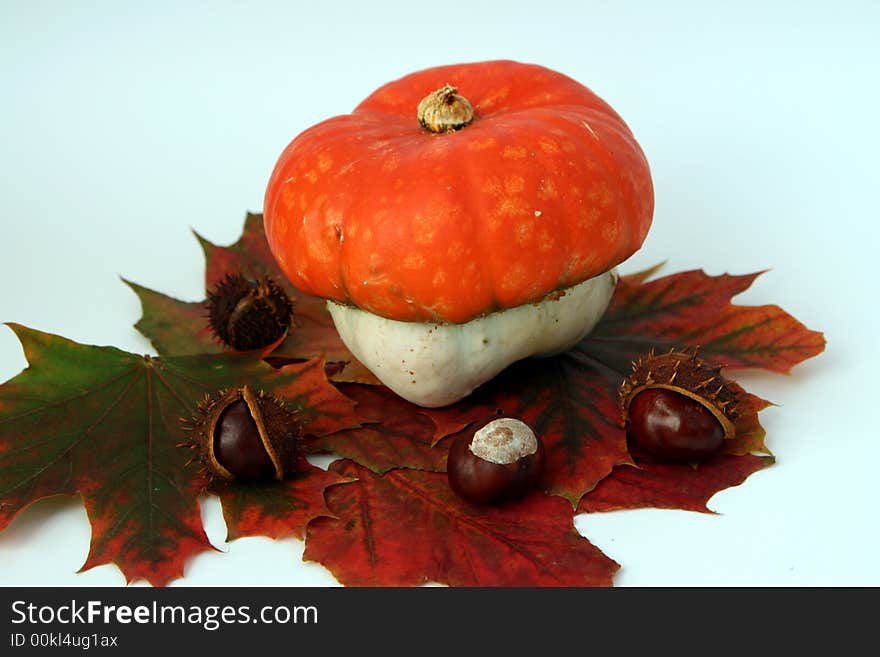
264 60 653 325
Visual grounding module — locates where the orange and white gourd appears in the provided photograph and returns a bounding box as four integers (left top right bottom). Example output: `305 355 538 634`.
264 60 654 406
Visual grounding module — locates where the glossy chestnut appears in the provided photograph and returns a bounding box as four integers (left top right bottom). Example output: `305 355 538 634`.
626 388 725 462
214 399 277 480
447 418 545 505
182 386 302 483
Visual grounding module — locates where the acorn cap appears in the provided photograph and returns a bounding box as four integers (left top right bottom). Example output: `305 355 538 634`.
618 349 738 440
206 272 294 351
183 385 302 482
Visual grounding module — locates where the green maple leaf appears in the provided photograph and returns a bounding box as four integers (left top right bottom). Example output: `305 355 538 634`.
0 324 358 585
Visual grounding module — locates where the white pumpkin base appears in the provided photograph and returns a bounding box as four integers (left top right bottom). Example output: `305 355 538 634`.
327 269 618 408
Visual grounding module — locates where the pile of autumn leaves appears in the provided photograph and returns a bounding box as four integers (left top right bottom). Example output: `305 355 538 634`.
0 214 824 586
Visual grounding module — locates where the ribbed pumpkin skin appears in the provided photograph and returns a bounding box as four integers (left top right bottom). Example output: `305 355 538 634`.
264 60 653 324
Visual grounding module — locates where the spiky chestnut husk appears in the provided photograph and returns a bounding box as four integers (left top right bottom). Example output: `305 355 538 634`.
206 272 293 351
181 386 303 483
619 349 739 462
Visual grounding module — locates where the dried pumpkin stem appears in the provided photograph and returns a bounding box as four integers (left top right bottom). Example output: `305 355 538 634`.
417 84 474 133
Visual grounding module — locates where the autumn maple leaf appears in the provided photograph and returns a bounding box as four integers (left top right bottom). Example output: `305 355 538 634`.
0 324 359 585
2 212 825 588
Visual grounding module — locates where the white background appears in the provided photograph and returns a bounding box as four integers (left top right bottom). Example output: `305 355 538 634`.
1 0 878 586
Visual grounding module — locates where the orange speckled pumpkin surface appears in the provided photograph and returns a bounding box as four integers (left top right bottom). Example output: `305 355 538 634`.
264 60 654 324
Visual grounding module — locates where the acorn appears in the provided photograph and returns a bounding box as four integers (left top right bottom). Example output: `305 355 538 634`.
618 349 739 463
182 386 303 482
206 272 293 351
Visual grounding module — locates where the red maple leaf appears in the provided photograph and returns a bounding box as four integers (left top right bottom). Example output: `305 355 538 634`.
308 383 448 473
215 464 352 542
578 453 774 514
584 268 825 373
304 460 619 586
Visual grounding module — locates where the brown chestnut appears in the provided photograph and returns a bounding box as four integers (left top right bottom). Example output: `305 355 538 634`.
182 386 302 482
627 388 725 462
619 349 739 463
214 398 277 480
447 418 545 505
